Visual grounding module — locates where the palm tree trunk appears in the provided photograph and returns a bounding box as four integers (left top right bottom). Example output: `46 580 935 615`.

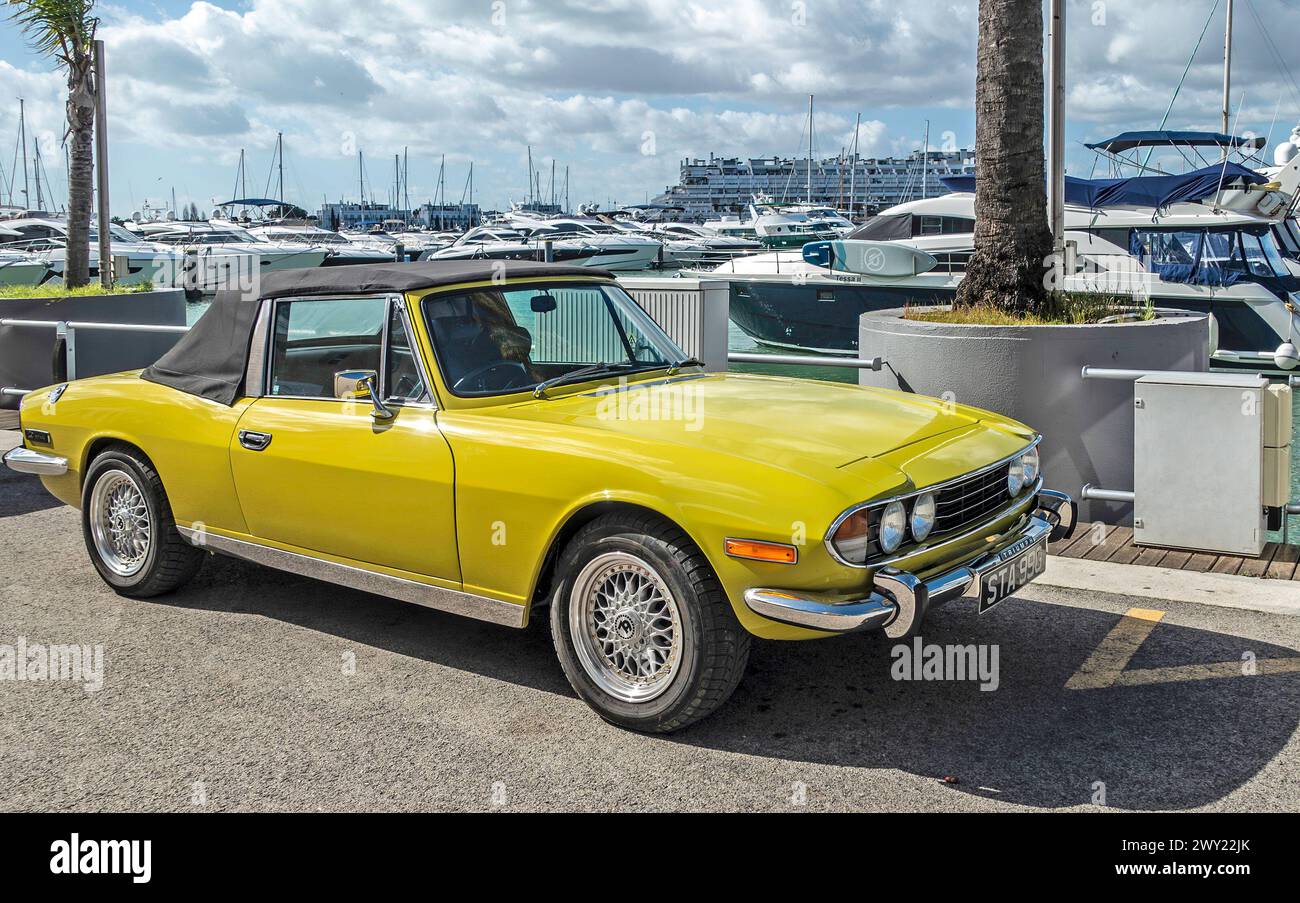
63 50 95 288
956 0 1053 314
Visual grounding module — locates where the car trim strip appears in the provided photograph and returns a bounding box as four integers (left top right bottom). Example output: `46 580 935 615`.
177 527 527 629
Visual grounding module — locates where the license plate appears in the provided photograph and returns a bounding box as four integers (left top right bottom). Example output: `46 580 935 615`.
979 537 1048 614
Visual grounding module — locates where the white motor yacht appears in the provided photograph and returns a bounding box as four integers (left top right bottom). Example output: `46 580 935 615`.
2 217 184 287
246 222 396 267
501 214 663 271
694 138 1300 372
642 222 763 267
0 224 53 287
423 226 598 265
132 221 329 288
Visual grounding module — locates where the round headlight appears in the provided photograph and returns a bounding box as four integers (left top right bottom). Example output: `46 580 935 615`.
1022 447 1041 486
878 501 908 555
911 493 937 543
1008 457 1026 497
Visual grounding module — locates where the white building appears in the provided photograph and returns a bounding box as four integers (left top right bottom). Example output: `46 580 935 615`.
319 202 412 231
653 150 976 220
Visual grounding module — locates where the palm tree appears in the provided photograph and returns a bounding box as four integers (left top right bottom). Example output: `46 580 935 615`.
7 0 99 288
955 0 1053 314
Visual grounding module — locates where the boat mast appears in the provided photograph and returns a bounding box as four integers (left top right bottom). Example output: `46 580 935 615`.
18 98 29 209
358 150 366 220
527 145 534 206
1221 0 1234 139
277 131 285 211
32 138 43 210
922 119 930 200
806 94 814 204
848 112 860 220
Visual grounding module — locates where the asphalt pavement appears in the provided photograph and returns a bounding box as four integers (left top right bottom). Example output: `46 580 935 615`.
2 433 1298 812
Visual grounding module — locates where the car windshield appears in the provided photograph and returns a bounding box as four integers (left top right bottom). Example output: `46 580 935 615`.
422 282 686 398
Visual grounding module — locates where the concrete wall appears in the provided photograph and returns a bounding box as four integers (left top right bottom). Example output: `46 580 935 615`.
0 290 187 409
860 309 1210 525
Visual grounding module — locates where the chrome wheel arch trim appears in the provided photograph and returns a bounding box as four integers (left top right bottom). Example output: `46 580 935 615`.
176 527 526 629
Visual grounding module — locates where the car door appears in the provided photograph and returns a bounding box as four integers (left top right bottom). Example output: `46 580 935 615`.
229 293 461 583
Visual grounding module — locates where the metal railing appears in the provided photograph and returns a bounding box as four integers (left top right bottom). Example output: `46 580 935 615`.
0 318 190 394
728 352 884 371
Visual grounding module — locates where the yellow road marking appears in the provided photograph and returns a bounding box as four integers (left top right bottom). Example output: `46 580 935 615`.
1065 609 1165 690
1114 659 1300 687
1066 608 1300 690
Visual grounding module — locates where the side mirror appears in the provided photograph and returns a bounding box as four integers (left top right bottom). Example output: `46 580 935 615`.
334 370 395 422
531 294 559 314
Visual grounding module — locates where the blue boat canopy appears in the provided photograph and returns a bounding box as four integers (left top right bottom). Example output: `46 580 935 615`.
941 163 1268 210
1085 131 1267 154
216 198 290 207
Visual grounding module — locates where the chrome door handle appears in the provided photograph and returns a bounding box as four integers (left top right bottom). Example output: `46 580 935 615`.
239 430 273 452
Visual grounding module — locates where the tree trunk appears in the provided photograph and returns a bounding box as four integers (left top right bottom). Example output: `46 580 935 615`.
63 52 96 288
956 0 1053 315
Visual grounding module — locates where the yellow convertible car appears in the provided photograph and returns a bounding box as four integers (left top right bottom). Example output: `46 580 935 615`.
5 262 1075 732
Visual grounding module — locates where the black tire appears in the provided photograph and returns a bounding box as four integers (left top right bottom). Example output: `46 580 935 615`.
81 447 205 598
550 511 750 734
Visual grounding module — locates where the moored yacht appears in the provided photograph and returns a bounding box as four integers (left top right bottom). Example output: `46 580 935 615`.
641 222 763 267
501 214 664 271
422 226 598 265
1 216 184 287
0 224 53 286
130 221 330 283
246 222 396 267
694 140 1300 371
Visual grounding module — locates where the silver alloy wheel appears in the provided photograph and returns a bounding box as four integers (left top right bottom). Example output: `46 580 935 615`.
89 469 152 578
569 551 683 704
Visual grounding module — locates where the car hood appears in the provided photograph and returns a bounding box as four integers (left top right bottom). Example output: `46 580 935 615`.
500 373 1033 478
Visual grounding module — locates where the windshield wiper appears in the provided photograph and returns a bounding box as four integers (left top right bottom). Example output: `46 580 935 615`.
667 357 706 376
533 362 638 399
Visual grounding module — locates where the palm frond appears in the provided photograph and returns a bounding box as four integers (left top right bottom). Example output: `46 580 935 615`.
5 0 98 66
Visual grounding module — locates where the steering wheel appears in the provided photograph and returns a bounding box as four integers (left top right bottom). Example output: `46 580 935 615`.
453 361 532 394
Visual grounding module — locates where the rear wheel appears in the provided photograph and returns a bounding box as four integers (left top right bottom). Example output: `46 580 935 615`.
550 512 750 733
81 448 204 598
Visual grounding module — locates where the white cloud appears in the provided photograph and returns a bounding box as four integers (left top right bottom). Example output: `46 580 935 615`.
2 0 1297 213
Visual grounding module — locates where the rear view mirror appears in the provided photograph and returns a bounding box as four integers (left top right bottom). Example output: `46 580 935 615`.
531 294 559 314
334 369 395 423
334 370 377 400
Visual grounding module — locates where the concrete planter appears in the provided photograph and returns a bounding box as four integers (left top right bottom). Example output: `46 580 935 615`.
860 308 1210 525
0 289 187 410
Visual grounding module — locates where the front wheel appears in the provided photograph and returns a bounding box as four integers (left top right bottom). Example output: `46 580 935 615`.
550 512 750 734
81 447 205 598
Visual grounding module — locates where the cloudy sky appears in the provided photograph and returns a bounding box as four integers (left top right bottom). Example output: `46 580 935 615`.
1 0 1298 217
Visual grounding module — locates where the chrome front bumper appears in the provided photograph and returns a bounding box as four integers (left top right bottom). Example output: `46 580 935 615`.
744 489 1077 638
3 446 69 476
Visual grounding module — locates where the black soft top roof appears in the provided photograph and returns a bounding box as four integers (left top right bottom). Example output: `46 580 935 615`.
141 261 614 406
254 259 611 300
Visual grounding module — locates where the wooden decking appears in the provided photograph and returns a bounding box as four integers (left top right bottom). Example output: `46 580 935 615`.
0 411 18 431
1050 523 1300 581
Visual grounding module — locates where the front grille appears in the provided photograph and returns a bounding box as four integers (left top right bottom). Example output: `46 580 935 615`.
933 465 1014 537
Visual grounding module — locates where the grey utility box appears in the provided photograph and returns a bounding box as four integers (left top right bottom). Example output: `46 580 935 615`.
1133 372 1286 557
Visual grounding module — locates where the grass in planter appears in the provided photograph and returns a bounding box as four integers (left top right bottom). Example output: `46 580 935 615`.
905 291 1156 326
0 281 156 300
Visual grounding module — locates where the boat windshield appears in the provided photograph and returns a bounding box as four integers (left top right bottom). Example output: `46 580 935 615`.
1136 227 1293 285
421 282 685 398
89 224 141 243
271 230 349 245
